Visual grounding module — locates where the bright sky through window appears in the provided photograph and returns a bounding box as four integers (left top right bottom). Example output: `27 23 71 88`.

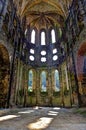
55 70 60 91
41 71 46 91
41 32 46 45
29 55 34 61
53 48 57 54
28 70 33 92
41 57 46 62
25 29 27 36
41 51 46 55
51 29 56 43
53 55 58 61
30 49 34 54
31 30 35 44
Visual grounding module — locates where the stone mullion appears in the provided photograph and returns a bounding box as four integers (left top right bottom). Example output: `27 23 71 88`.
47 69 51 97
50 69 53 94
36 69 40 105
47 69 50 97
47 68 53 105
52 70 55 91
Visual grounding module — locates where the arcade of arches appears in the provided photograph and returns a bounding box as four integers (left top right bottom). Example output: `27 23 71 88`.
0 0 86 108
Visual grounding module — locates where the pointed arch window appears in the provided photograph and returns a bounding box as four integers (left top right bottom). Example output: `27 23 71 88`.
54 70 60 91
41 32 46 45
51 29 56 43
31 30 35 44
41 71 46 92
28 70 33 92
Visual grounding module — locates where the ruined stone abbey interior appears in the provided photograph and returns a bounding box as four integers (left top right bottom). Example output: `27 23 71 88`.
0 0 86 109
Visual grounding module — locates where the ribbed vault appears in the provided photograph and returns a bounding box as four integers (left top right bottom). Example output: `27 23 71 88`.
13 0 72 29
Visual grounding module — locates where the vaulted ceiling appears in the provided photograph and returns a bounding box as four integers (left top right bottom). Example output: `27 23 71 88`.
14 0 73 29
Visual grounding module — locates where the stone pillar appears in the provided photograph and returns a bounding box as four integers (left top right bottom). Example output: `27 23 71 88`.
15 59 21 105
9 58 18 107
23 64 28 107
60 65 65 107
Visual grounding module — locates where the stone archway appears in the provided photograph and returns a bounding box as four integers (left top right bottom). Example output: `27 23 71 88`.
0 44 10 108
77 42 86 106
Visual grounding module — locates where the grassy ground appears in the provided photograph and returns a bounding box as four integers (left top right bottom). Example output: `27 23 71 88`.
73 108 86 117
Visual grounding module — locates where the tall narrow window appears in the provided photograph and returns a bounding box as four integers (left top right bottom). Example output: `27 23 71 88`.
41 32 46 45
31 30 35 44
51 29 56 43
59 28 62 37
54 70 60 91
41 71 46 91
28 70 33 92
25 29 27 36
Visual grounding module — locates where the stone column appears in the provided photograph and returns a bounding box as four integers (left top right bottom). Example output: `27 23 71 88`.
23 64 28 107
10 58 18 106
15 59 21 105
60 65 65 107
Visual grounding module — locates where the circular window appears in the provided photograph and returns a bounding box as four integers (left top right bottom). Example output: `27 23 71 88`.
53 48 57 54
41 57 46 62
41 51 46 56
30 49 34 54
53 55 58 61
29 55 34 61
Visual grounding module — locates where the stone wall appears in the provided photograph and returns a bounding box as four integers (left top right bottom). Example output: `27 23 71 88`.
0 31 13 108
